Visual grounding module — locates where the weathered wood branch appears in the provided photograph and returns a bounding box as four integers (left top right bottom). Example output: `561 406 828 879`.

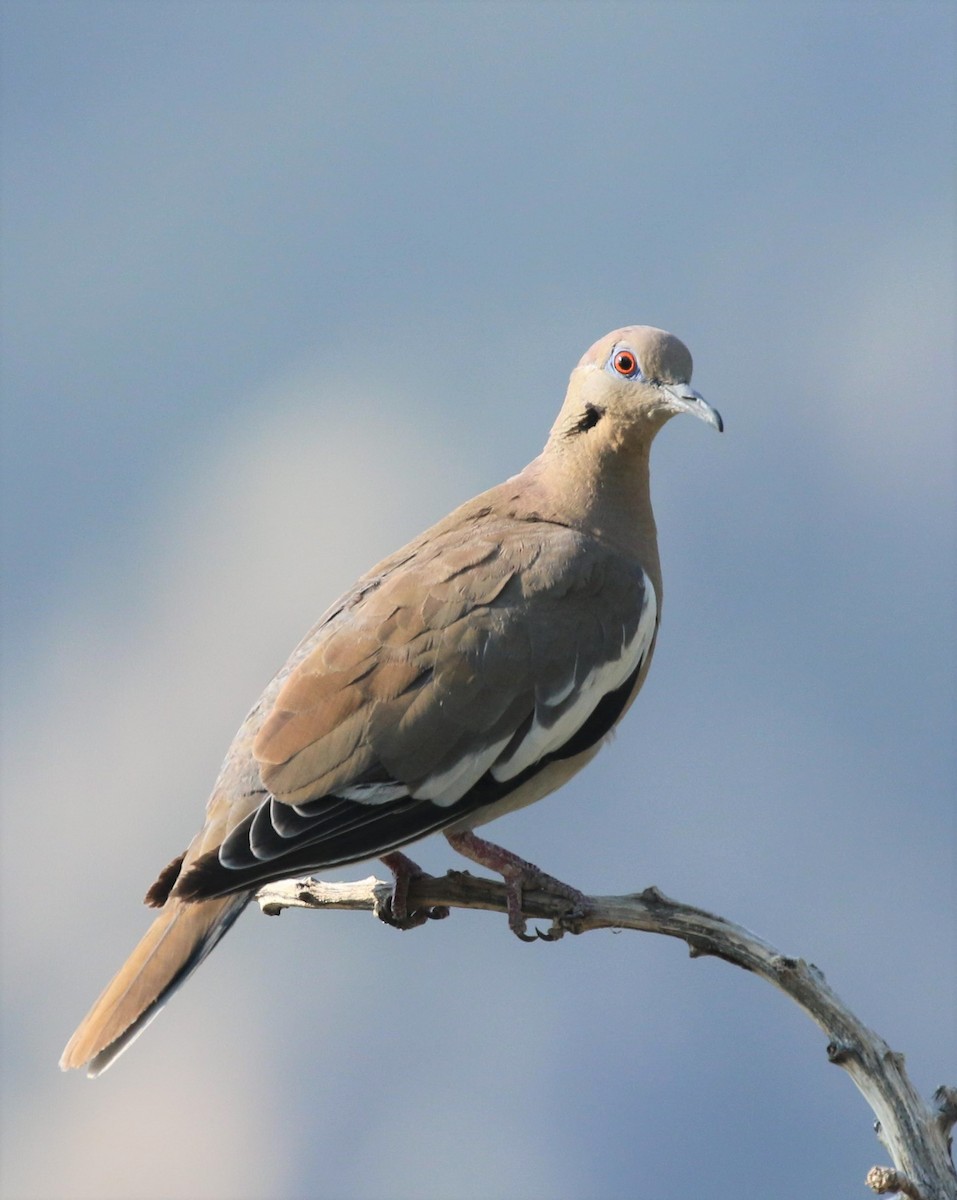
256 871 957 1200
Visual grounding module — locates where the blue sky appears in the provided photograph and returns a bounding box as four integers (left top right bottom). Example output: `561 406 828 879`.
2 3 955 1198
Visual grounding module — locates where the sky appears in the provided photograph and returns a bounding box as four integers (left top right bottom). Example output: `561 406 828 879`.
1 2 955 1198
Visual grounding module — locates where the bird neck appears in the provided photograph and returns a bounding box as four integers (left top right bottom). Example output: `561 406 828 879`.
531 432 663 594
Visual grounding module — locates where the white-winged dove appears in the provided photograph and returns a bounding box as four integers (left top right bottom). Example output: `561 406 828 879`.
61 325 722 1076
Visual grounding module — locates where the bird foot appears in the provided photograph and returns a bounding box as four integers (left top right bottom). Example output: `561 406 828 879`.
445 830 586 942
377 851 450 930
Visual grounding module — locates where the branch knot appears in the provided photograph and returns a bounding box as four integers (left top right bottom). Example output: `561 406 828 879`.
865 1165 922 1198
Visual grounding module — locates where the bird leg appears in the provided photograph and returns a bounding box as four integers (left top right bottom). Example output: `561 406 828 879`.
378 851 450 929
445 830 586 942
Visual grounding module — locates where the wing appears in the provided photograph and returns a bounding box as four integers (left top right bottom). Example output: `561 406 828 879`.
176 518 655 899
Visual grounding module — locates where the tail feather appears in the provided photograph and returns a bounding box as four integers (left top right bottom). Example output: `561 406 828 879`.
60 893 249 1077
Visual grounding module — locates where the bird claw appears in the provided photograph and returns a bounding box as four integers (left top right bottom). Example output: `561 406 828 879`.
380 837 587 939
523 906 583 942
375 897 447 930
535 920 567 942
509 909 575 943
505 866 586 944
377 851 449 931
512 925 540 944
445 830 586 944
507 906 572 943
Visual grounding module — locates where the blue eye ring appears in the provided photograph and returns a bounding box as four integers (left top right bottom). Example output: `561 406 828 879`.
610 348 642 379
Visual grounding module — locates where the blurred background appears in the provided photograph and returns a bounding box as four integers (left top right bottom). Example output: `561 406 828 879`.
1 3 954 1198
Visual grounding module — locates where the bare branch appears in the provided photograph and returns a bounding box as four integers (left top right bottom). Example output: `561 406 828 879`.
256 870 957 1200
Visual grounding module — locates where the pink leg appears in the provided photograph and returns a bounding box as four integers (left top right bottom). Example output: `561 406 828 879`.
445 830 586 942
379 850 449 930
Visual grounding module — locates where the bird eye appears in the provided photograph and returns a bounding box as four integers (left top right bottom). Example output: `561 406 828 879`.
612 349 640 378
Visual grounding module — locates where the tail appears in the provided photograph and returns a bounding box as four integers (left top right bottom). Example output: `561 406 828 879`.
59 892 249 1077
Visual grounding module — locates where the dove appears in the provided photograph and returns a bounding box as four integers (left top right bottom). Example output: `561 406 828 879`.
61 324 722 1076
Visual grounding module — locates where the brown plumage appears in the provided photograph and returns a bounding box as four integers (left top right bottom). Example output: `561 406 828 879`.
60 325 722 1076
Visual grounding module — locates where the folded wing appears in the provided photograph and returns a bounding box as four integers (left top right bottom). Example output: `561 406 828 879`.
176 520 655 899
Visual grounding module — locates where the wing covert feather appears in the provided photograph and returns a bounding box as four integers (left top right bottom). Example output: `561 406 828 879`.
251 524 646 809
176 520 653 899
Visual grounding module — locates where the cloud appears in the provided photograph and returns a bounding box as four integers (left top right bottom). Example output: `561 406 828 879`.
1 369 481 1199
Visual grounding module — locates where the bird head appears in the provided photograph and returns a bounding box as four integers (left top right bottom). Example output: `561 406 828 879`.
552 325 723 446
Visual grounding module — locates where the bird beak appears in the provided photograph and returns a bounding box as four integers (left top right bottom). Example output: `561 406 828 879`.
661 382 724 433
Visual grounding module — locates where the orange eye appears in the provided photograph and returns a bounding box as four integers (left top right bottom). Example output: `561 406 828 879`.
613 350 639 377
